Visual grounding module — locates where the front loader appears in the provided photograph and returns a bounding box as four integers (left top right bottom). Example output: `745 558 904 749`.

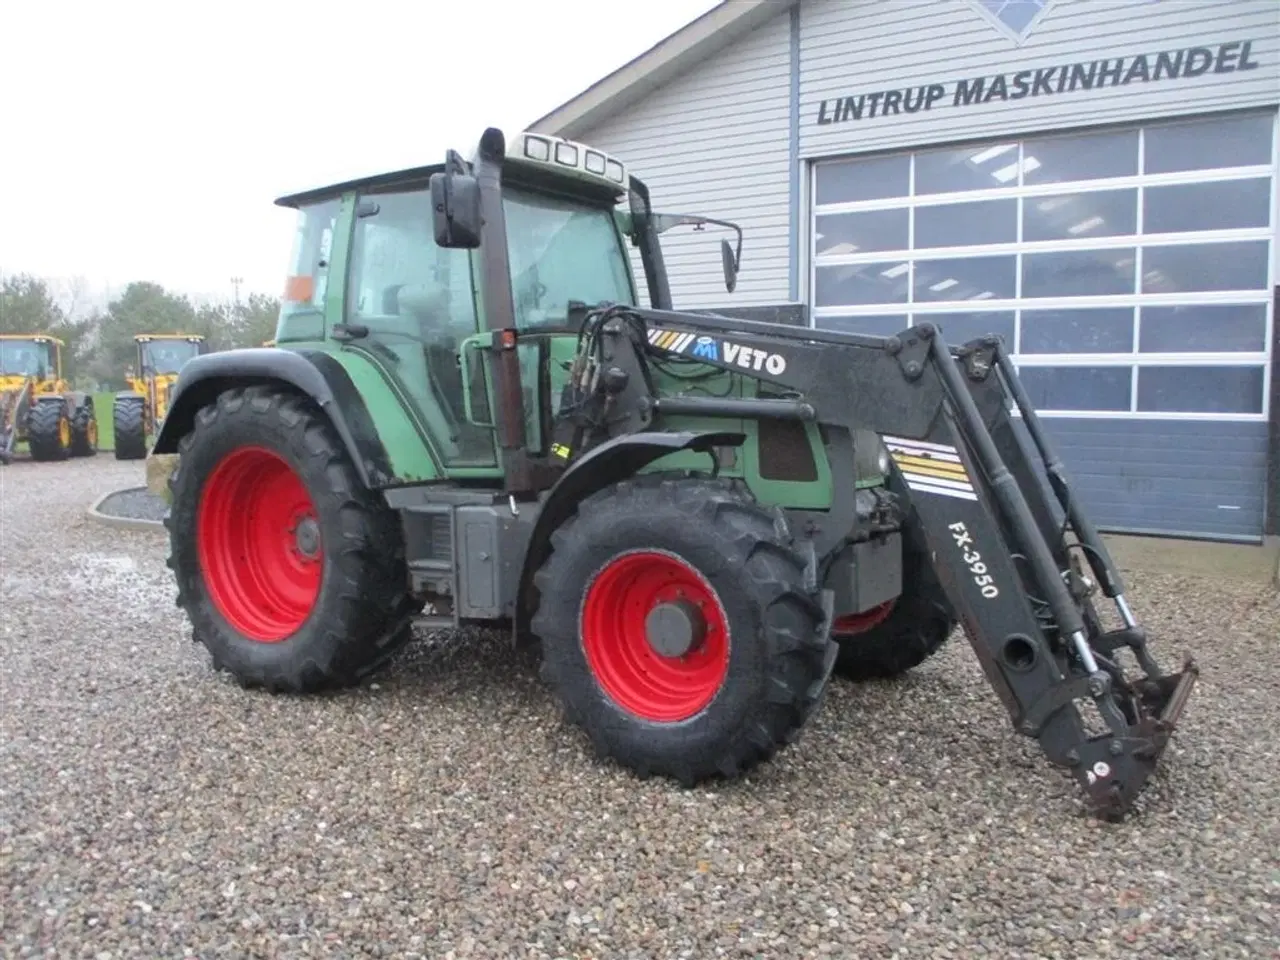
0 334 98 463
113 333 206 460
148 126 1197 819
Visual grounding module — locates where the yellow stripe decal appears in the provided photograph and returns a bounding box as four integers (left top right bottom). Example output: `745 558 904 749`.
894 453 969 479
897 461 972 484
882 434 979 501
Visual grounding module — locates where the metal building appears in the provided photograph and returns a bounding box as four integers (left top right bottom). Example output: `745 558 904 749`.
530 0 1280 543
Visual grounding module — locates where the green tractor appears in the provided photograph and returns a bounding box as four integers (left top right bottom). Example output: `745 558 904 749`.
150 127 1196 818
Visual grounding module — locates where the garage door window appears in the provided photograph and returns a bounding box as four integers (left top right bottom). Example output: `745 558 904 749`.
810 110 1276 419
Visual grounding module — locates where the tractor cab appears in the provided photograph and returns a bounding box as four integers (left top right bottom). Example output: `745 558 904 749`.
270 132 740 474
0 335 61 385
135 334 206 378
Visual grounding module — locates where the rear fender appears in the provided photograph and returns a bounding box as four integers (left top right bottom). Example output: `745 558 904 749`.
516 429 746 631
151 347 400 488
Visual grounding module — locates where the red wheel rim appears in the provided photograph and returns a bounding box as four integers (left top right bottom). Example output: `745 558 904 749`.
196 446 322 642
581 550 729 722
832 599 896 636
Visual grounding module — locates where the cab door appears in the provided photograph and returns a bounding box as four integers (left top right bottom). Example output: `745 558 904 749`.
344 185 498 471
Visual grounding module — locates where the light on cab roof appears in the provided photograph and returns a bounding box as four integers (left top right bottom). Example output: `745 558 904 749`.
513 132 628 190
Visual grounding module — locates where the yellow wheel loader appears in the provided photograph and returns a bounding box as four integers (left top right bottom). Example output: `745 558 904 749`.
0 334 98 464
113 334 206 460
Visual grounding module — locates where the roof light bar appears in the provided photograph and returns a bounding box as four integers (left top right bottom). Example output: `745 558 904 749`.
512 132 628 191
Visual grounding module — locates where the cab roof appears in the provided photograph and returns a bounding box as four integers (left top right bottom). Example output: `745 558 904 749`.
275 152 628 211
0 333 64 346
275 163 446 209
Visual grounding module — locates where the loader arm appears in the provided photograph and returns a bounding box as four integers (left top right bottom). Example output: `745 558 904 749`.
552 306 1197 819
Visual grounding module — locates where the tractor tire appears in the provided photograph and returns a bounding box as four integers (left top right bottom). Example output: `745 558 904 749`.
530 476 836 787
112 395 148 461
27 399 72 462
165 385 415 693
70 398 98 457
831 518 956 681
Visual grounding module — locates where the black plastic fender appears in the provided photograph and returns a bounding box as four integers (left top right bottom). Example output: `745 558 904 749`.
516 429 746 631
150 347 395 488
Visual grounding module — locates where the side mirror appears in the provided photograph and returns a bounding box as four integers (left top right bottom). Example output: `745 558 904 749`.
720 238 740 294
430 149 482 249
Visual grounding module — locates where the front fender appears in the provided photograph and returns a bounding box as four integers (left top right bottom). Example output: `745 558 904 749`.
150 347 400 488
517 429 746 627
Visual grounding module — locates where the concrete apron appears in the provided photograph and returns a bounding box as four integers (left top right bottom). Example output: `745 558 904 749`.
130 453 1280 587
1103 533 1280 589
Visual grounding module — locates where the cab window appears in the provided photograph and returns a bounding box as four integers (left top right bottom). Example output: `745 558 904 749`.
346 186 495 467
278 198 340 341
502 187 635 328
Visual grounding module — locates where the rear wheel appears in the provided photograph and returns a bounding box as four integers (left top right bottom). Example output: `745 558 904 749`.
70 398 98 457
831 519 955 681
531 477 836 786
27 399 71 462
112 395 147 460
166 385 415 692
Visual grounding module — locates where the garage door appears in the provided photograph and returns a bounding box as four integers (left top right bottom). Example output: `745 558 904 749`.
809 109 1276 542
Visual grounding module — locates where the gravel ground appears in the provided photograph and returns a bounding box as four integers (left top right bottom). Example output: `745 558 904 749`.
2 458 1278 959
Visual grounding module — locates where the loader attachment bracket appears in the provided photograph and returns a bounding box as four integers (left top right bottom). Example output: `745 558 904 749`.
1063 654 1199 819
885 326 933 382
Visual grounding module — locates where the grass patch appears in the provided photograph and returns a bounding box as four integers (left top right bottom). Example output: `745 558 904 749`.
92 392 116 452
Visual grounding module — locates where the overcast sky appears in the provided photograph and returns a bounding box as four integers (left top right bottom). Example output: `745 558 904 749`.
0 0 719 304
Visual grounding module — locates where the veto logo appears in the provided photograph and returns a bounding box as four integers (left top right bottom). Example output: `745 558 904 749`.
691 336 719 361
723 341 787 375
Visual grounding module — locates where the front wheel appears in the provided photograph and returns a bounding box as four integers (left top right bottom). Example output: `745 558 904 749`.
27 399 71 462
112 395 147 460
531 477 836 786
166 385 416 692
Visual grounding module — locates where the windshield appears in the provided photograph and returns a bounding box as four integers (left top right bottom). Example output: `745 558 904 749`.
0 339 52 377
140 340 200 375
502 188 635 327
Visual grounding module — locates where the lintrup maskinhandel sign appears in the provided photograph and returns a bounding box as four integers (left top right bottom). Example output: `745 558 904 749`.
815 39 1261 125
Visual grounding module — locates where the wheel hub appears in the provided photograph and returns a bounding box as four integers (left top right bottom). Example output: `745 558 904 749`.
196 445 324 643
644 598 707 658
580 550 730 722
292 516 321 559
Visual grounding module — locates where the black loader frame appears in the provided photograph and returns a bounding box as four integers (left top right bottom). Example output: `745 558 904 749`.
441 129 1198 820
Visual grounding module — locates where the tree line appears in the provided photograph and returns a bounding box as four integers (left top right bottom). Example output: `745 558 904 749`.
0 273 281 390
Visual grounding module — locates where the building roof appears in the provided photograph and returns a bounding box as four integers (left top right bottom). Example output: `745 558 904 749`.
528 0 796 140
